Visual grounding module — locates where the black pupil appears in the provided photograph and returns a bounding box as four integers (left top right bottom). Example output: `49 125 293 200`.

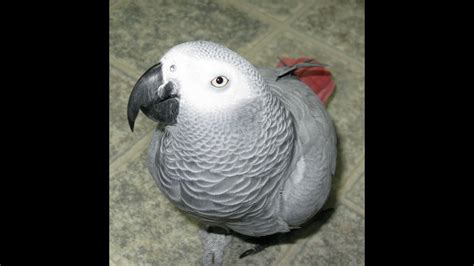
216 76 223 84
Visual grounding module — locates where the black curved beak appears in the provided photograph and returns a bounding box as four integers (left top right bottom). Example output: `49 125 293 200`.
127 62 180 132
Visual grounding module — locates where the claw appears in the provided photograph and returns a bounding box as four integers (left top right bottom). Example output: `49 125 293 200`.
239 244 267 259
239 249 255 259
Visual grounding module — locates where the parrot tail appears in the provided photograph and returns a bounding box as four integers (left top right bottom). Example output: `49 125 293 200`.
276 57 335 105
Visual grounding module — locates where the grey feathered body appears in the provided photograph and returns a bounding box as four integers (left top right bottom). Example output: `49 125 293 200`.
148 67 336 237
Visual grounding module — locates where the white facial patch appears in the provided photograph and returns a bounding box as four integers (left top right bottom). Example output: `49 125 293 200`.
161 52 256 113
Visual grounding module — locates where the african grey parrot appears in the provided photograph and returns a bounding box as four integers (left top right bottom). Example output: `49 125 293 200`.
127 41 337 265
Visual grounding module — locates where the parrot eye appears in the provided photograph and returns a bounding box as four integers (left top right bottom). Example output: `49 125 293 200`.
170 65 176 72
211 76 229 88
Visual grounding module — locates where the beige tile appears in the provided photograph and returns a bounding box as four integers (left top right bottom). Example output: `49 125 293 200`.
288 206 364 265
291 0 364 62
109 66 155 162
345 171 365 210
110 0 271 72
110 0 121 9
239 0 306 22
110 146 203 265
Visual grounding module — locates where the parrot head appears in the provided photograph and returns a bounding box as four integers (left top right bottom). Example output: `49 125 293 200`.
127 41 265 131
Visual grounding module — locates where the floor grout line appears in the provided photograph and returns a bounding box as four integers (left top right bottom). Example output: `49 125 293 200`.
340 156 365 193
338 158 365 216
223 0 364 68
111 0 364 75
109 63 154 166
276 156 365 264
242 27 281 60
110 55 142 79
332 154 365 196
218 0 282 27
285 0 365 67
274 242 305 266
109 129 154 165
109 0 127 11
284 1 315 25
239 25 280 56
285 26 364 68
110 130 154 175
215 0 287 57
341 197 365 216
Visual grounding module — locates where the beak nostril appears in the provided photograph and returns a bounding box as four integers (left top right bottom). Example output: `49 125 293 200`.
158 82 178 100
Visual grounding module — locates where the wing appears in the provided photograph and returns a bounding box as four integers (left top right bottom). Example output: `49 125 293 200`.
259 67 337 227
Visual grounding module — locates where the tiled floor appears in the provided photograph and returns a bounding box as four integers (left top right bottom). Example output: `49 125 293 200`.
110 0 364 265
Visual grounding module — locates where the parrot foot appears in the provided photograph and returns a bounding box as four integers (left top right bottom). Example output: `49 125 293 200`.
239 233 285 259
239 243 269 259
199 226 232 266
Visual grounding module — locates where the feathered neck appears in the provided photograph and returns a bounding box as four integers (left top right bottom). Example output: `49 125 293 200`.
166 85 282 144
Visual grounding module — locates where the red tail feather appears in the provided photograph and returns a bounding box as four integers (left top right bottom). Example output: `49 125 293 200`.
276 57 335 106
